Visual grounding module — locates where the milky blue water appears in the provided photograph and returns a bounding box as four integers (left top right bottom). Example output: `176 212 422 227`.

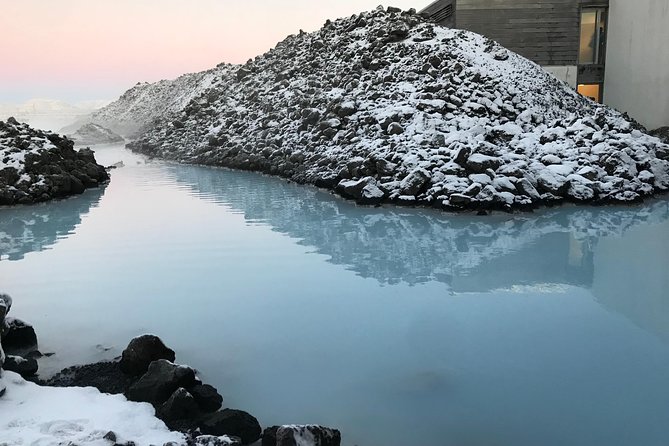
1 144 668 446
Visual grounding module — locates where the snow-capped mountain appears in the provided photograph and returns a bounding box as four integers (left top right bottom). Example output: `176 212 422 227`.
0 99 110 133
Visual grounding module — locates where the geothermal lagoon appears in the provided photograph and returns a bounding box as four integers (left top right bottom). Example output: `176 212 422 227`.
1 144 668 446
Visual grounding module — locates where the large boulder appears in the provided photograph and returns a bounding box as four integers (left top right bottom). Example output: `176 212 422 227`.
3 355 38 377
119 334 176 376
157 387 201 422
2 317 37 353
125 359 195 405
189 383 224 412
200 409 262 445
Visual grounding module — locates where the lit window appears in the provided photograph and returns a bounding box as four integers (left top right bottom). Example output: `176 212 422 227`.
579 8 607 65
578 84 602 103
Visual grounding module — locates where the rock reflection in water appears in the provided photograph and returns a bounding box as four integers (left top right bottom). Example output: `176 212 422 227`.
0 186 106 261
170 164 668 290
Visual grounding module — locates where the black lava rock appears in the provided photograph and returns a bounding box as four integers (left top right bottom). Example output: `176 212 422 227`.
199 409 262 445
189 383 223 413
261 426 279 446
3 355 38 377
2 317 38 353
120 334 176 376
158 387 201 423
125 359 195 405
41 361 137 395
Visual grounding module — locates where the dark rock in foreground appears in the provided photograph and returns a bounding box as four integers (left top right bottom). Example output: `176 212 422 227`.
200 409 262 445
125 359 196 405
0 118 109 206
14 325 336 446
190 383 224 412
3 355 38 377
120 334 176 376
2 317 38 353
262 425 341 446
189 435 242 445
159 387 201 423
41 361 137 394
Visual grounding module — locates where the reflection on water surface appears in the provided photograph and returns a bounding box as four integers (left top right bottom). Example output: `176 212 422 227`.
1 145 668 446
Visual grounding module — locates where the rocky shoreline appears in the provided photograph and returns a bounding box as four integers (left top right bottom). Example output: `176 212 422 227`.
124 7 669 213
0 293 341 446
0 118 109 206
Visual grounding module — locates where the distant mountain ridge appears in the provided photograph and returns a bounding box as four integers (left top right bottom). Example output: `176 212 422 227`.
0 99 110 132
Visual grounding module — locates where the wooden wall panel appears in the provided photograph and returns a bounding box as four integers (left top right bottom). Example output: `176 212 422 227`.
455 0 581 65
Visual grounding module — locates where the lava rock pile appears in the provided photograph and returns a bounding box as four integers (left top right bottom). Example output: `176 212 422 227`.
128 6 669 211
0 118 109 205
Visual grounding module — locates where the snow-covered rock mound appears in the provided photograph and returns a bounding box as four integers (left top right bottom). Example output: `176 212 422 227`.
0 118 109 206
128 6 669 211
69 123 124 145
88 66 233 138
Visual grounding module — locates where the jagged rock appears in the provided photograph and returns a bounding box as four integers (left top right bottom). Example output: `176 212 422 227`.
466 154 502 173
262 426 279 446
189 383 223 412
3 355 38 377
157 387 200 422
262 425 341 446
199 409 262 445
336 177 373 200
125 360 195 405
193 435 242 446
399 168 430 195
120 334 176 376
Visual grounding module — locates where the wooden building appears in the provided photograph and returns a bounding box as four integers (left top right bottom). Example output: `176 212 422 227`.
420 0 609 102
420 0 669 129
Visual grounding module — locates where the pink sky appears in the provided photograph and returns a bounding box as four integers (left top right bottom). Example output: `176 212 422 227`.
1 1 427 102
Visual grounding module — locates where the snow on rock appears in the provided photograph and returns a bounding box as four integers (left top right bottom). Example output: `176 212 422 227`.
262 425 341 446
0 371 185 446
85 66 234 138
69 123 124 145
124 6 669 211
0 118 109 206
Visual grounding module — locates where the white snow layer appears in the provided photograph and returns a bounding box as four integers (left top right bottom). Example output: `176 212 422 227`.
0 371 185 446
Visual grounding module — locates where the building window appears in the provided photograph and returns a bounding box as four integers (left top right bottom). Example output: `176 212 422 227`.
579 8 607 65
578 84 603 103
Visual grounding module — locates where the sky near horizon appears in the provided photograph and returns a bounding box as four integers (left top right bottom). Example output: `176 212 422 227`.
0 0 429 104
